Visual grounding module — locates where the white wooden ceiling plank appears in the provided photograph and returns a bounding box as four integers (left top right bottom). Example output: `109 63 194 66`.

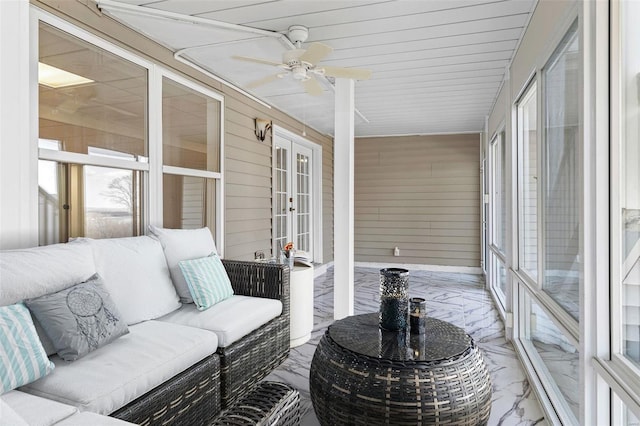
361 76 504 91
356 87 500 101
305 2 533 42
197 1 392 28
357 120 484 133
327 29 522 61
358 62 506 83
240 0 504 30
312 15 529 49
367 57 511 77
146 0 272 16
321 41 518 68
360 101 494 115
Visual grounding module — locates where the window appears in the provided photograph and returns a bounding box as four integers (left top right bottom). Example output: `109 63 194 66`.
542 20 580 321
517 83 538 280
36 16 224 248
161 76 222 234
520 289 579 423
492 130 507 253
615 0 640 367
38 22 147 244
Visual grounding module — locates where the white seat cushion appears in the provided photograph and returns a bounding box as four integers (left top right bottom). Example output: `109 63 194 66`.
1 390 77 426
19 321 218 415
159 295 282 347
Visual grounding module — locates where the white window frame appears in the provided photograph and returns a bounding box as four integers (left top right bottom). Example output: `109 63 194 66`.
272 125 322 263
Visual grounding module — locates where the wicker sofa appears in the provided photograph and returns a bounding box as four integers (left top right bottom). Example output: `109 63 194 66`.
0 231 290 425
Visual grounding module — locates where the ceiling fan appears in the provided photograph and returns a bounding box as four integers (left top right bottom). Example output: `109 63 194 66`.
232 25 372 96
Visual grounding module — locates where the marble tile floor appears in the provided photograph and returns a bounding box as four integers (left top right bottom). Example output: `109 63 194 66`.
265 267 548 425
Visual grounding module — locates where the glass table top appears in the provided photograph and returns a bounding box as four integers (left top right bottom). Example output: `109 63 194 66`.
327 312 472 362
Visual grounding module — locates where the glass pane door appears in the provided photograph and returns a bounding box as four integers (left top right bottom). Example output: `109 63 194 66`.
293 144 313 256
274 140 290 254
274 136 314 260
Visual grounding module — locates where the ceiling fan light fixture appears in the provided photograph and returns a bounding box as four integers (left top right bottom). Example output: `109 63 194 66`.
292 66 308 80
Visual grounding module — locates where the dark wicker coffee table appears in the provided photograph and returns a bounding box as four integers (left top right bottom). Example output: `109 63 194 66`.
309 313 492 425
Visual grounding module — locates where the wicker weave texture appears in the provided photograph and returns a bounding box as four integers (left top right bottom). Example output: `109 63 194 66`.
210 381 300 426
310 333 492 425
220 260 291 407
110 354 221 426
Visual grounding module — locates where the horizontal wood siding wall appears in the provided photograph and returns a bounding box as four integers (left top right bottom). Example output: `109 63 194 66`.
355 134 481 267
222 88 333 261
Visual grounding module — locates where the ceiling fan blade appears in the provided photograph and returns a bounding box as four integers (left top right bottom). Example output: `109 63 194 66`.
232 55 283 67
322 66 372 80
299 42 333 65
246 74 281 89
303 76 324 96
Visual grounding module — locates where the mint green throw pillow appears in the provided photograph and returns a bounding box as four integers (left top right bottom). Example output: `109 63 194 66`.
0 303 55 394
178 254 234 311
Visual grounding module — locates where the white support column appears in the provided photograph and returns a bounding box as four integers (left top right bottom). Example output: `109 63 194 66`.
333 78 355 320
0 0 38 249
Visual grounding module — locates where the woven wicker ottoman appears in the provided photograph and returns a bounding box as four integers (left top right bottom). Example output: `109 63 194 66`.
210 381 300 426
309 313 492 425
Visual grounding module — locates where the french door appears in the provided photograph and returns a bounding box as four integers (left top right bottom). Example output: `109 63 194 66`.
274 135 313 260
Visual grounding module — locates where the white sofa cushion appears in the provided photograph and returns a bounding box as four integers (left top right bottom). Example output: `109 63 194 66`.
1 390 77 426
0 398 29 426
81 236 181 325
0 240 96 306
148 226 217 304
19 320 218 415
159 295 282 347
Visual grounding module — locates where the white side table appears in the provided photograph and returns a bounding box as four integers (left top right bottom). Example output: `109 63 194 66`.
289 264 314 347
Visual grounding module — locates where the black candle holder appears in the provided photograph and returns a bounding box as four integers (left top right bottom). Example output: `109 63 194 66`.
409 297 427 334
379 268 409 331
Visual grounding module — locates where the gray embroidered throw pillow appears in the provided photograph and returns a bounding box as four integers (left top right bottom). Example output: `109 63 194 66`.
25 273 129 361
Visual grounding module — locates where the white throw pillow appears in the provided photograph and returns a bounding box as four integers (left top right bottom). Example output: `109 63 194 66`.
149 226 218 304
0 303 55 394
81 236 181 325
178 254 234 310
0 240 96 306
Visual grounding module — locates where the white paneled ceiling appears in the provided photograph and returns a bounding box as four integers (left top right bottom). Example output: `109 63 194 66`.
97 0 536 137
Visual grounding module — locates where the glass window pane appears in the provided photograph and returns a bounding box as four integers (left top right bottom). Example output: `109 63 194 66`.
162 78 221 172
620 0 640 365
162 174 216 230
39 23 147 159
492 132 507 252
615 393 640 426
524 292 579 420
519 84 538 279
498 258 507 296
84 166 141 238
542 20 580 321
38 160 63 245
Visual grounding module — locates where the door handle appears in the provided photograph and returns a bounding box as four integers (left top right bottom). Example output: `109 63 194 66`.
290 207 296 212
